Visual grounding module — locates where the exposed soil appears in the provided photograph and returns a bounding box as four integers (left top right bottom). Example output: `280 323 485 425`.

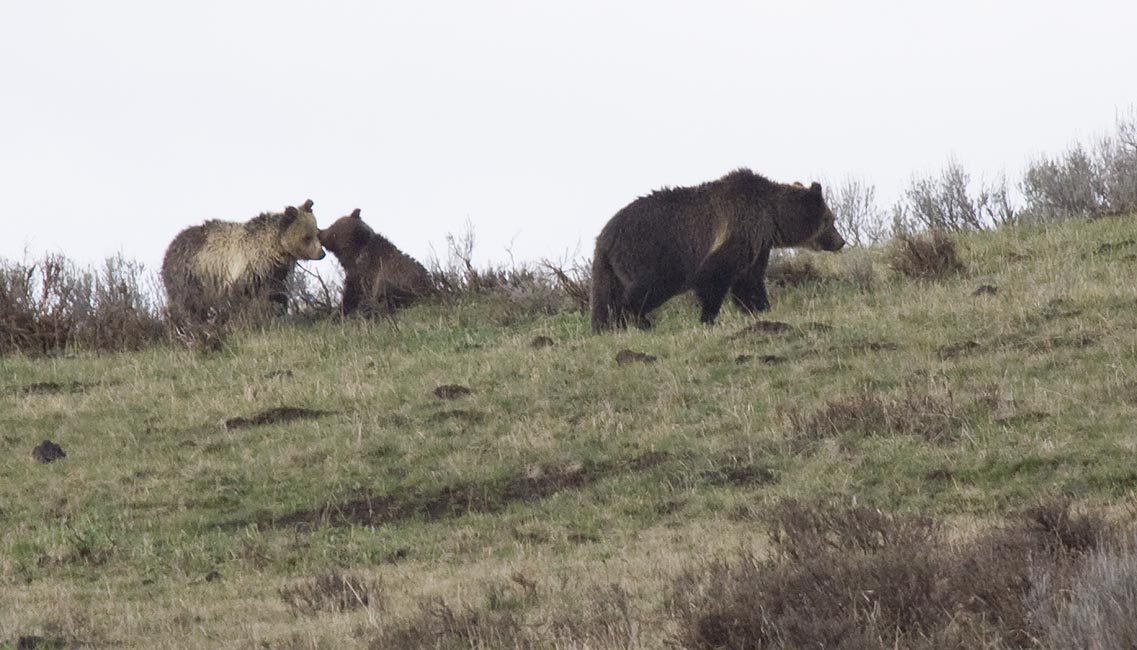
427 409 487 424
702 463 779 487
16 381 91 396
1096 238 1136 255
938 339 982 360
434 384 473 400
223 407 333 430
238 451 671 531
31 439 66 464
973 284 998 296
615 349 657 366
732 320 832 340
735 354 789 365
530 336 555 349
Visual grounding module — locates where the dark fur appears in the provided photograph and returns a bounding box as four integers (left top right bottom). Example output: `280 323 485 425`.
590 169 845 331
162 200 325 323
319 209 432 315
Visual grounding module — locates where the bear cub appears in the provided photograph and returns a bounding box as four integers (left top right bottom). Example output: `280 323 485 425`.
319 209 432 315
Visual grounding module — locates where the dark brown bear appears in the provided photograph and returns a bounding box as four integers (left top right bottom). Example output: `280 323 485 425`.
318 209 432 315
590 169 845 331
162 199 325 323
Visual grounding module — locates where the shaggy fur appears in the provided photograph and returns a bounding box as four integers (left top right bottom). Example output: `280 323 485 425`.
162 199 325 323
318 209 432 316
590 169 846 331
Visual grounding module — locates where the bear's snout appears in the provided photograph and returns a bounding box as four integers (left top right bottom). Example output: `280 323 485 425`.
808 224 846 252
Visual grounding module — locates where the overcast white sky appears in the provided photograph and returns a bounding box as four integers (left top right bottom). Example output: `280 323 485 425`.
3 1 1134 278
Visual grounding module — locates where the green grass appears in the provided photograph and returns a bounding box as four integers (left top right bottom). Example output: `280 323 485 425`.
2 216 1137 648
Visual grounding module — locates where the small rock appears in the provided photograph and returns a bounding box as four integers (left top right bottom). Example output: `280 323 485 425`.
615 349 657 366
530 336 555 349
434 384 472 400
205 570 222 583
32 440 66 464
973 284 998 296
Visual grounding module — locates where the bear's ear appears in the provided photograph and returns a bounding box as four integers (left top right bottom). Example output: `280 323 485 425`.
301 199 314 212
809 182 823 196
350 208 362 219
284 206 299 218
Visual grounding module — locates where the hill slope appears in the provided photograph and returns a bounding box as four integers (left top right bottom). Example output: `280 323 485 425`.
3 216 1137 648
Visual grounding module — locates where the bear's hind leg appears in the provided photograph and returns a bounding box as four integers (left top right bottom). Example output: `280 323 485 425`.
694 281 731 324
624 281 673 329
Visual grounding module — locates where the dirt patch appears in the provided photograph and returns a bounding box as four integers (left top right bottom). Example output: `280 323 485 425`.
268 462 596 530
243 451 670 531
924 468 955 482
973 284 998 296
530 336 555 349
428 409 487 424
833 339 897 355
1096 238 1136 255
938 339 982 360
702 463 778 487
1010 332 1097 352
623 450 670 471
615 349 656 366
734 320 795 336
32 439 66 464
16 381 91 396
732 320 831 340
223 407 333 430
433 384 472 400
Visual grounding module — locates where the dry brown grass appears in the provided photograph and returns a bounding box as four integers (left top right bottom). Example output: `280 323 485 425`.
279 571 384 617
669 499 1114 650
888 230 966 280
788 384 965 444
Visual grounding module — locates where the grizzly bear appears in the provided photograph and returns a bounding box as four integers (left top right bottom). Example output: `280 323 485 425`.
590 169 845 331
162 199 325 323
318 209 432 315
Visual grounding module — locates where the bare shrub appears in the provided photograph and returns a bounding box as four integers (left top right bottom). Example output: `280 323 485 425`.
670 499 1113 650
1031 532 1137 650
542 258 591 313
426 223 582 325
897 160 1015 233
285 263 343 321
550 583 641 648
370 595 526 650
887 230 966 280
1022 110 1137 221
826 177 890 247
0 253 167 355
279 571 383 617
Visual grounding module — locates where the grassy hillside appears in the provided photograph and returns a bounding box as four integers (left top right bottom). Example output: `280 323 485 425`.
3 216 1137 649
